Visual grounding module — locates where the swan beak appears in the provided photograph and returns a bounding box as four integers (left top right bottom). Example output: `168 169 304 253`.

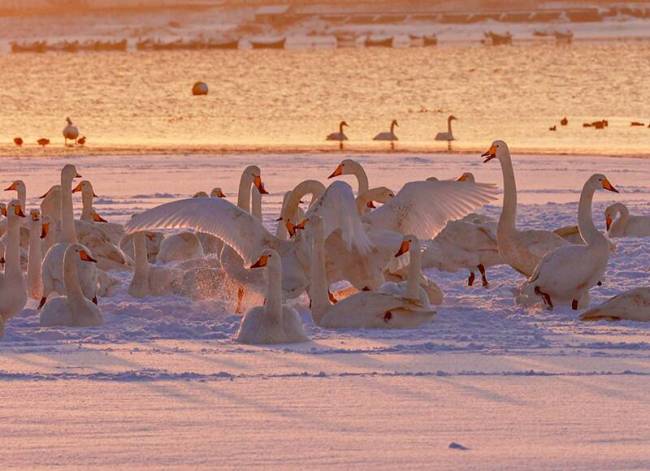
93 212 108 223
254 176 269 195
72 182 83 193
286 220 296 237
602 179 619 193
275 216 283 222
93 192 99 198
0 206 6 217
214 189 226 198
606 215 612 231
39 189 50 199
15 205 25 217
328 164 344 179
79 250 97 263
481 145 497 163
395 239 411 257
75 172 82 178
41 223 49 239
31 212 40 222
456 174 467 182
4 182 17 191
145 232 155 241
366 201 376 209
250 254 268 269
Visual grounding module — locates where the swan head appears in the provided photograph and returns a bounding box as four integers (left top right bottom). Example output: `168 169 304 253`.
30 209 40 222
395 235 417 257
448 115 457 122
211 187 226 198
364 187 395 208
66 117 72 125
39 185 61 200
250 248 279 269
62 164 82 182
456 172 475 183
328 158 360 179
588 174 619 194
69 243 98 264
340 121 348 128
4 180 25 193
391 119 399 127
72 180 97 197
426 176 439 182
246 166 268 195
604 203 626 230
41 216 50 239
7 200 25 219
481 140 509 163
286 219 307 238
193 191 209 198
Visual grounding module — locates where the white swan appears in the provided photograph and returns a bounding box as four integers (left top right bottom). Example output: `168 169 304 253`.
309 215 435 329
326 120 349 150
157 232 204 263
373 119 399 150
40 165 98 308
73 180 125 245
0 200 27 336
235 249 308 344
328 159 369 195
40 244 103 327
120 230 163 263
193 188 227 255
27 209 45 300
5 179 26 209
580 288 650 321
516 174 619 310
356 187 394 215
435 115 457 150
605 203 650 238
39 185 61 253
62 117 79 146
483 140 568 277
128 232 182 297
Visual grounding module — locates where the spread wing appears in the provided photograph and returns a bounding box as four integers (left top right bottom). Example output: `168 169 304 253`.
125 197 274 264
364 180 498 239
306 181 373 255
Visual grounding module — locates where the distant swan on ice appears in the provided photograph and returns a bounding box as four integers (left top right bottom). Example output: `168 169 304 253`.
373 120 398 150
326 121 349 150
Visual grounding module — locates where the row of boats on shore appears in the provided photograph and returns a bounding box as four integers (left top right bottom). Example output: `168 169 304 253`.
8 29 573 53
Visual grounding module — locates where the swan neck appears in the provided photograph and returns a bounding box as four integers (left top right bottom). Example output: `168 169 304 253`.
264 257 283 322
497 152 517 234
405 240 422 300
5 215 22 275
63 249 86 301
81 190 94 220
309 227 330 324
237 173 252 212
447 118 453 135
578 185 601 245
350 163 369 195
17 188 26 209
251 187 262 220
133 232 150 280
60 176 77 244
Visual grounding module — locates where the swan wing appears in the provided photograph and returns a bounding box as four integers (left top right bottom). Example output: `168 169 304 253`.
307 181 373 255
125 197 274 265
365 180 498 239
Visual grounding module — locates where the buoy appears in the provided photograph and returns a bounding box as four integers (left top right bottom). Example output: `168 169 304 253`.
192 81 208 96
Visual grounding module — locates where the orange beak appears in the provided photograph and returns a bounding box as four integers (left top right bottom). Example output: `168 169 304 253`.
41 223 49 239
72 182 83 193
145 232 155 241
15 205 25 217
481 144 497 163
250 254 269 269
605 214 612 231
456 174 467 182
253 175 269 195
75 172 82 178
93 212 108 223
31 212 40 222
39 190 50 199
0 206 6 217
4 182 17 191
214 189 226 198
395 239 411 257
79 250 97 263
328 164 343 179
601 179 619 193
366 201 376 209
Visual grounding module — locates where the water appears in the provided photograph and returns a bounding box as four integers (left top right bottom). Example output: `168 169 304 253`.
2 40 650 156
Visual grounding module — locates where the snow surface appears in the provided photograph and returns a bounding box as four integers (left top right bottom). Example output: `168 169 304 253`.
1 151 649 469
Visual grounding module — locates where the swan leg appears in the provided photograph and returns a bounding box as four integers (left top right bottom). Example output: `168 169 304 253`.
468 271 475 286
478 264 489 287
235 286 245 313
447 141 452 152
38 296 47 309
339 141 343 150
390 141 395 151
534 286 553 309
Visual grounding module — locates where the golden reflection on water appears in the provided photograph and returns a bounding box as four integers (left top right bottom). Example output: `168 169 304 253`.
1 41 649 155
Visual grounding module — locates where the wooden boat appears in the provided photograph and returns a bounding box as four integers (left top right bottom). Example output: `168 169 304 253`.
250 38 286 49
206 39 239 49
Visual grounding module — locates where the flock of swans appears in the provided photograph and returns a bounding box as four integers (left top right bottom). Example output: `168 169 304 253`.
1 139 649 343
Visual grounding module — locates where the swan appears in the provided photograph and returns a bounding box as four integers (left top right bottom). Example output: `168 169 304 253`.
128 232 182 297
373 119 398 150
73 180 125 245
516 174 619 310
27 209 45 300
356 187 395 215
380 235 443 305
4 180 26 209
40 164 98 308
328 159 369 195
0 200 27 335
421 213 502 287
39 185 61 253
580 288 650 321
309 215 435 329
40 244 103 327
63 117 79 146
435 115 457 150
157 231 204 263
235 249 308 345
482 140 568 277
120 230 163 263
605 203 650 238
326 121 349 150
251 186 263 220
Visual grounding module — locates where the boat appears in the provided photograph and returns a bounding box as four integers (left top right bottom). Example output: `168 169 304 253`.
250 38 286 49
423 35 438 46
206 39 239 50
